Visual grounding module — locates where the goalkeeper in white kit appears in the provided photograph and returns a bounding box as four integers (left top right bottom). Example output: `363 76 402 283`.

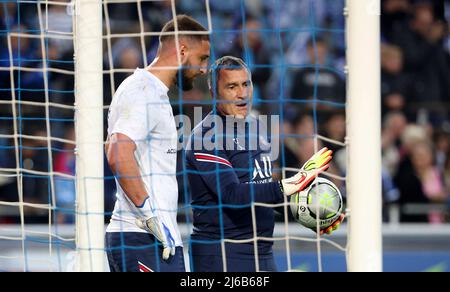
105 15 210 272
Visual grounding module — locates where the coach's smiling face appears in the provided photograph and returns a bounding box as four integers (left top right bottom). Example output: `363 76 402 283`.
216 68 253 119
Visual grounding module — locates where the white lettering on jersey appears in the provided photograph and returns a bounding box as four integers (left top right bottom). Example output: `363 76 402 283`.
252 155 272 180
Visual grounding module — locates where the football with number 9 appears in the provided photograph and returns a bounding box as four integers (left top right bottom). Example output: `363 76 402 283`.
290 177 343 231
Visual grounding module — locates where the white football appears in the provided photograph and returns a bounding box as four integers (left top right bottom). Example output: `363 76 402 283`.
290 177 343 231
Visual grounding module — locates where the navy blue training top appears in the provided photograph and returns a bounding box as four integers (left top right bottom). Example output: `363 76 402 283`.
185 111 283 258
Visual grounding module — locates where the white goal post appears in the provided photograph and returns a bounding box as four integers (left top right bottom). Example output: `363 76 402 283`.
346 0 383 272
74 0 105 272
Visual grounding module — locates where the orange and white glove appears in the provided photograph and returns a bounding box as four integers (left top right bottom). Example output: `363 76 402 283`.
280 147 333 196
319 213 345 235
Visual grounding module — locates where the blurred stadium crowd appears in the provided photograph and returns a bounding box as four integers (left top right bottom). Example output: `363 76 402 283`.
0 0 449 224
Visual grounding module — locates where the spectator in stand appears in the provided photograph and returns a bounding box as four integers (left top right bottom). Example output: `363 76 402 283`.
271 117 294 182
410 142 447 223
382 111 408 177
381 44 411 117
0 24 44 104
18 127 50 223
381 0 412 42
281 115 317 170
54 127 76 224
389 0 449 106
226 15 272 108
112 38 143 86
142 0 173 60
45 0 73 57
280 114 342 189
434 129 450 173
289 37 345 122
444 151 450 211
394 125 447 222
0 129 17 207
320 112 346 154
103 38 143 119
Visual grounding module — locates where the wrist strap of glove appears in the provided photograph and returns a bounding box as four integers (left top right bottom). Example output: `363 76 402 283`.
135 197 155 218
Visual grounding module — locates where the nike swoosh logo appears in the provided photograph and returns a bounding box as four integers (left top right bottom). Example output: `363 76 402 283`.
288 172 307 185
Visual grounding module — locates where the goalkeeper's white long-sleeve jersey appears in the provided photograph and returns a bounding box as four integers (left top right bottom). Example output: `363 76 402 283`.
105 68 182 247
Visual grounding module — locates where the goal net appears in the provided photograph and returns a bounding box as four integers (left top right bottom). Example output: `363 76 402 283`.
0 0 79 271
0 0 379 272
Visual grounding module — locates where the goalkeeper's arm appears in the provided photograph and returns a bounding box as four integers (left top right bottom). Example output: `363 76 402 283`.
106 133 148 207
106 133 175 259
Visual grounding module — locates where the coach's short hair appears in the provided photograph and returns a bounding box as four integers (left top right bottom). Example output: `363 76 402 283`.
208 56 252 92
160 15 209 43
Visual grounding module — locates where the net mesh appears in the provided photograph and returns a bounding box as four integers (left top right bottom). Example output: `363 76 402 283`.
0 0 347 272
0 0 76 271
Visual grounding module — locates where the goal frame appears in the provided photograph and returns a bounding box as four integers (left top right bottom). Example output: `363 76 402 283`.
345 0 383 272
74 0 105 272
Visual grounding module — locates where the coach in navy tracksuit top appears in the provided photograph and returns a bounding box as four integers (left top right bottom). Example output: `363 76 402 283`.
185 56 284 272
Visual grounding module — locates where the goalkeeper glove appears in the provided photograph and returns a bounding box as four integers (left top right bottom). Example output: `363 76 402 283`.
281 147 333 196
134 198 176 261
319 213 345 236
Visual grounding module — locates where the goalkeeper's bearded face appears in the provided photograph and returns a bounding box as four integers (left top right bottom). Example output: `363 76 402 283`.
177 39 210 91
215 68 253 119
177 66 196 91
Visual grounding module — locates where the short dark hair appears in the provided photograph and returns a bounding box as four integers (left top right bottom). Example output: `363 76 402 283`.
208 56 251 91
160 15 209 43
